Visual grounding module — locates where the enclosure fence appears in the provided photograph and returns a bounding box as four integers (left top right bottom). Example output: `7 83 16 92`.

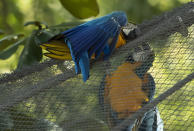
0 2 194 131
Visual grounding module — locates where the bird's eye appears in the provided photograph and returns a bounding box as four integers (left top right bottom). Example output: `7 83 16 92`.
142 43 150 50
134 47 142 52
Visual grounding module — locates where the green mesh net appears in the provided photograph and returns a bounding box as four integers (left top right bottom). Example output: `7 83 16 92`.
0 2 194 131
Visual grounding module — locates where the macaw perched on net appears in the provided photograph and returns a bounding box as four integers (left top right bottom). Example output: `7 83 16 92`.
40 11 127 82
99 26 163 131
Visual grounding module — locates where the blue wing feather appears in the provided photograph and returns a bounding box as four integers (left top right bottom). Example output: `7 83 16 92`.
92 34 110 58
74 62 80 74
87 31 107 58
110 30 119 50
90 20 120 58
78 51 90 82
72 27 100 53
66 41 80 74
103 44 111 56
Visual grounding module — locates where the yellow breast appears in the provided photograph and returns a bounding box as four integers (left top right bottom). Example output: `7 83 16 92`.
105 62 148 118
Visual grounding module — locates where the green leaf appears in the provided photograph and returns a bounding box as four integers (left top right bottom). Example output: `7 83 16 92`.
0 38 25 60
59 0 99 19
35 21 83 45
47 21 83 36
0 34 24 51
17 31 43 69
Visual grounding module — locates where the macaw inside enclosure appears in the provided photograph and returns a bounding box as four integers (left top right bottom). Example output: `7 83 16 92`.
0 0 193 131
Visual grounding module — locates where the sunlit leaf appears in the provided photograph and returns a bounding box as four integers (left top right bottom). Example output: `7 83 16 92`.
59 0 99 19
0 38 25 60
0 34 24 51
17 31 42 69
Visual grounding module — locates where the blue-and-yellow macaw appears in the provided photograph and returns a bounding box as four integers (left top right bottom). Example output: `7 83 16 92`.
40 11 127 82
99 27 163 131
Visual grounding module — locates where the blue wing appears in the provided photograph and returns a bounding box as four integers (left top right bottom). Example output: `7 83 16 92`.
139 108 163 131
63 11 127 81
139 74 163 131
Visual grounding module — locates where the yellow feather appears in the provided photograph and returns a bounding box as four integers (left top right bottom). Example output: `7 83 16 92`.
47 47 70 52
145 98 149 102
41 40 66 48
138 106 142 109
47 48 70 56
40 40 72 60
115 33 126 48
39 45 47 50
44 53 72 60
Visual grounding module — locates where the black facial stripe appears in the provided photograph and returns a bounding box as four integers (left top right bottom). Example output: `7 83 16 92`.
121 28 138 41
126 55 135 63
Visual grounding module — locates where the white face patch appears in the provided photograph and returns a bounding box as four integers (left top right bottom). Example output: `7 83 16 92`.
133 51 145 62
122 28 131 36
132 50 152 62
122 23 140 36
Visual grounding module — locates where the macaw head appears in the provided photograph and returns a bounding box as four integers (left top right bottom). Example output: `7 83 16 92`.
121 23 141 41
133 44 154 63
126 43 154 62
126 43 155 79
